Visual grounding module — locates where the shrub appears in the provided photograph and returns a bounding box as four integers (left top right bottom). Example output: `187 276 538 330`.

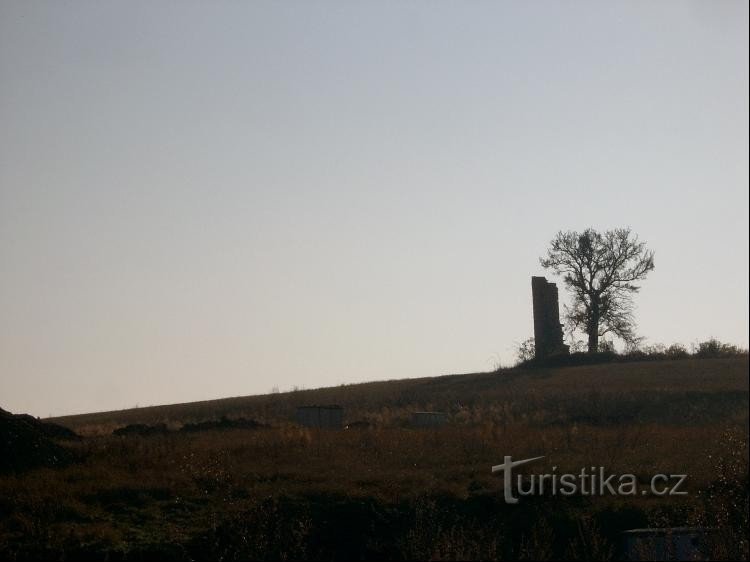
515 338 536 365
693 338 747 359
599 340 616 353
665 343 689 360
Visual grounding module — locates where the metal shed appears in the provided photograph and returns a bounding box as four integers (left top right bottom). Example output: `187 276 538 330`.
295 405 343 429
621 527 714 561
411 411 448 428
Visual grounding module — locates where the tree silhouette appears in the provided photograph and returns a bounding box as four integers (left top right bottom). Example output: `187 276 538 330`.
540 228 654 353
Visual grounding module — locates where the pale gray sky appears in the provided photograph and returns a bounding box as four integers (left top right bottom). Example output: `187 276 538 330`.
1 1 748 417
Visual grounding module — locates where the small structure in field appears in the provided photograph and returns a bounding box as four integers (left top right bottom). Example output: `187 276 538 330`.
621 527 714 561
411 411 448 428
295 405 343 429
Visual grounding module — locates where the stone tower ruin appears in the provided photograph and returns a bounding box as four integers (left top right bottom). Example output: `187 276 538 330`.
531 276 569 359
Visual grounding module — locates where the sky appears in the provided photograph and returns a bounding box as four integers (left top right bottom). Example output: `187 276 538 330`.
1 1 748 417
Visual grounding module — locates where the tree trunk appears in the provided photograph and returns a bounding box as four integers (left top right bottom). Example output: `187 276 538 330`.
588 297 600 354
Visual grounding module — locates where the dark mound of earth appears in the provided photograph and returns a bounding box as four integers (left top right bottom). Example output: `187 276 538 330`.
0 407 78 473
180 416 269 433
11 413 81 441
113 423 169 437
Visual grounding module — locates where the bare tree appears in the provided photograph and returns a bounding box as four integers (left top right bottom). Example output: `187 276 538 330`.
540 228 654 353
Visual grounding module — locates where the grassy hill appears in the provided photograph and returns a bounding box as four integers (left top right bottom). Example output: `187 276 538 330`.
52 356 748 434
3 356 748 560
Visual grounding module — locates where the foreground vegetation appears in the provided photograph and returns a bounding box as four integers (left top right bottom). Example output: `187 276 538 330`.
1 357 748 560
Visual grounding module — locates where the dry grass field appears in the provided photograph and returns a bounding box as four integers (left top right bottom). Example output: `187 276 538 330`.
1 356 748 560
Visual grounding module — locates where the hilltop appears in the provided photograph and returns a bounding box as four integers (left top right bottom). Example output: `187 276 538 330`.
51 356 748 434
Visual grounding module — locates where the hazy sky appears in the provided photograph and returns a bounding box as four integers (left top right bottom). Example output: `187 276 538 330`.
1 1 748 417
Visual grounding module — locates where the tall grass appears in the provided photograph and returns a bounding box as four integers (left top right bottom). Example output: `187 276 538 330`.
2 357 747 560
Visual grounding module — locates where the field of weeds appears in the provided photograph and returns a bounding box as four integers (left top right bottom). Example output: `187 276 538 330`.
1 357 748 560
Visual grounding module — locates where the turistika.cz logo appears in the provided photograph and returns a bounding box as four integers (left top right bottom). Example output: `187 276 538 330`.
491 456 687 504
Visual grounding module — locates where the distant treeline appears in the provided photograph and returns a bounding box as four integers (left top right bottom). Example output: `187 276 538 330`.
515 338 748 369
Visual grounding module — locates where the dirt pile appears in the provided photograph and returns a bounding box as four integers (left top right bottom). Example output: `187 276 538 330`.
11 413 81 441
179 416 269 433
110 417 269 436
0 407 78 473
113 423 169 437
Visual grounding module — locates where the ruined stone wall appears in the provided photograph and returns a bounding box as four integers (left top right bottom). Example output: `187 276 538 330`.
531 276 569 359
